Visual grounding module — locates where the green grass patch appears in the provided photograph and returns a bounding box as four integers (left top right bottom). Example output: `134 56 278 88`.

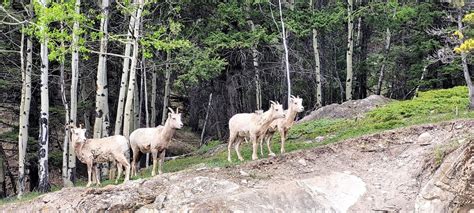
0 185 61 206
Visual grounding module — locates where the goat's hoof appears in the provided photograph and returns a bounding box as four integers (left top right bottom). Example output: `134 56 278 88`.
86 183 92 187
269 153 276 157
238 158 244 161
251 157 258 161
227 159 232 163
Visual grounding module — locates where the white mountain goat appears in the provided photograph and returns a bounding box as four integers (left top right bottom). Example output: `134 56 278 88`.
69 125 130 187
227 101 285 162
260 95 304 156
130 107 183 177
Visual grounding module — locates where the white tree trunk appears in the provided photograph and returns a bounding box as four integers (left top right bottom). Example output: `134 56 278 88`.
134 80 140 131
457 11 474 109
310 0 322 107
68 0 80 183
93 0 110 139
151 66 157 127
142 53 150 167
246 6 262 110
18 30 32 198
376 28 391 95
38 0 50 192
59 39 72 187
200 93 212 146
278 0 292 105
345 0 354 101
114 14 135 135
312 29 322 107
123 0 144 138
161 50 171 125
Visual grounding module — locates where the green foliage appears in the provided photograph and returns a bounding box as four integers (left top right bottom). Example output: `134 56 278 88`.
174 47 227 89
286 2 345 36
48 151 62 168
203 2 278 49
141 20 191 56
25 0 89 62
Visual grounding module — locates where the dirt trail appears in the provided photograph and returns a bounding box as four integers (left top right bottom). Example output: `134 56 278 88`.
2 120 473 212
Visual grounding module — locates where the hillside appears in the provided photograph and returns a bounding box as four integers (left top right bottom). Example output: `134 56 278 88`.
1 120 472 212
1 87 473 211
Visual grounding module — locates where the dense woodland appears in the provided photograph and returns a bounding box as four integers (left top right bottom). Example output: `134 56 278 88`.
0 0 473 198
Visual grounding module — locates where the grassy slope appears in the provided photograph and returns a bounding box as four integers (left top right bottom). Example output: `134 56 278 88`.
2 86 474 205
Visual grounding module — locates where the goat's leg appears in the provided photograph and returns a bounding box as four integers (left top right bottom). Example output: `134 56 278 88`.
95 165 101 186
115 155 130 183
251 135 259 160
131 148 139 177
280 130 287 153
86 160 93 187
158 150 166 175
259 136 264 157
266 134 276 156
235 137 244 161
115 162 122 184
151 151 158 176
109 161 117 180
227 133 237 162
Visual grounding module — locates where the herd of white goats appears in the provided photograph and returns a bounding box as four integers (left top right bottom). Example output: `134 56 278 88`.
69 96 304 187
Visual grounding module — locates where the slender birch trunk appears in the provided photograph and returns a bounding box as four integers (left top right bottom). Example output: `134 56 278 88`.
142 54 150 167
18 30 32 198
200 93 213 146
345 0 354 101
93 0 110 139
67 0 80 183
134 80 140 130
151 66 157 127
114 14 135 135
278 0 291 105
246 5 262 110
59 39 72 187
376 28 391 95
148 63 156 171
161 50 171 125
123 0 144 137
38 0 50 193
457 11 474 109
310 0 322 107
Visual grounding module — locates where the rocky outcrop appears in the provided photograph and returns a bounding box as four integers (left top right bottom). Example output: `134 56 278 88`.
299 95 391 123
415 138 473 212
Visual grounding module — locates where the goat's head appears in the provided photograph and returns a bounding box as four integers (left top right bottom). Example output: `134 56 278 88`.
269 101 285 119
290 95 304 112
70 124 87 143
167 107 184 129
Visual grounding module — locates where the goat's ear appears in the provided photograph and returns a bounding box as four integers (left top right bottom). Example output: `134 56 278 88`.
168 112 172 118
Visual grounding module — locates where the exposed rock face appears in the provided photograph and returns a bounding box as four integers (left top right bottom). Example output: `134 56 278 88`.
299 95 391 123
415 139 473 212
2 120 473 212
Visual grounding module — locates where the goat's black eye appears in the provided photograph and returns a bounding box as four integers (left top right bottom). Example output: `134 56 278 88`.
173 118 176 120
276 109 279 111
